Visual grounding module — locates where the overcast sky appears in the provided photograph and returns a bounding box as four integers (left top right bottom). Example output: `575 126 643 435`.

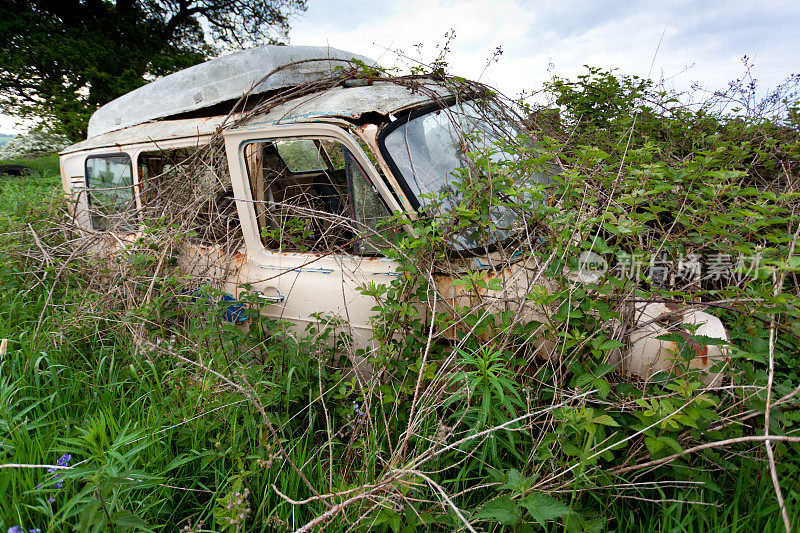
2 0 798 134
288 0 799 99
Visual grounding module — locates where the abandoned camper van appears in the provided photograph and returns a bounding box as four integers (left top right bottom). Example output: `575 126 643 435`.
59 45 728 383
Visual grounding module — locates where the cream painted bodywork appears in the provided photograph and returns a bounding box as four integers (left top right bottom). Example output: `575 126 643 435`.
222 123 404 351
621 302 729 386
60 119 408 356
60 87 730 384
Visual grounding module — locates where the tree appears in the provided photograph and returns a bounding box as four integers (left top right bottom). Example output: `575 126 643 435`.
0 0 306 141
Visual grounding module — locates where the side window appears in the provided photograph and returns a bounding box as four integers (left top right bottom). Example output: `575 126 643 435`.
349 155 392 254
244 138 390 254
138 147 200 210
138 146 236 243
274 140 327 172
86 154 134 230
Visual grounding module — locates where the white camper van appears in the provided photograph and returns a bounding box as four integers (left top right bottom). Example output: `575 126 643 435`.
58 45 728 383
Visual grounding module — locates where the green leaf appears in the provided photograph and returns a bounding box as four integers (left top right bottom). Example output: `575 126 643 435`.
575 373 594 389
486 278 503 291
501 469 536 493
593 363 616 377
658 435 683 454
580 515 606 533
520 493 571 526
109 510 149 529
562 442 582 456
644 436 663 456
594 378 612 398
474 496 523 525
592 414 620 427
163 453 195 472
375 509 403 533
501 469 524 491
596 338 626 351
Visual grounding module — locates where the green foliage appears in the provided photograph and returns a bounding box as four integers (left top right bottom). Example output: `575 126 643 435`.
2 59 800 532
0 0 306 140
350 64 800 531
548 66 652 129
260 216 314 252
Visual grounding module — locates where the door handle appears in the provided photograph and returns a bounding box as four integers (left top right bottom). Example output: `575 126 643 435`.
256 287 285 303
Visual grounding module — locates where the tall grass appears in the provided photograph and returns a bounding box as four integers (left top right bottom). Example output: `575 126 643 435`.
0 156 795 532
2 60 799 532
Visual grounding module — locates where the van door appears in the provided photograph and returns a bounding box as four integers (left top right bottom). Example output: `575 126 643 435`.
223 123 404 357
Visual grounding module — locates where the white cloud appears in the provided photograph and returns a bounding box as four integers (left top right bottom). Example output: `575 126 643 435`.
290 0 800 100
3 0 797 135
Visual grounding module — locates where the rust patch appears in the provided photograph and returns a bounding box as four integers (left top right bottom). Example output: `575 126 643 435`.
693 340 709 365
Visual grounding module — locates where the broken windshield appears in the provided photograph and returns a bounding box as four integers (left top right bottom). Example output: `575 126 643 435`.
379 101 547 251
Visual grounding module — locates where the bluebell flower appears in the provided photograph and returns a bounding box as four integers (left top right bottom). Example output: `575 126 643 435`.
353 401 363 426
8 526 24 533
43 453 72 504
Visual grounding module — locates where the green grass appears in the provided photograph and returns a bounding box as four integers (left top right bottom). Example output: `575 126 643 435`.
0 153 797 532
0 254 329 530
0 154 62 215
609 458 800 533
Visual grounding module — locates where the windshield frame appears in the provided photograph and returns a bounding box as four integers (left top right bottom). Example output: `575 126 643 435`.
377 99 459 212
377 98 534 254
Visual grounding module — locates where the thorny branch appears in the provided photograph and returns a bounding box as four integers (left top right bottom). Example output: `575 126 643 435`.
4 59 799 530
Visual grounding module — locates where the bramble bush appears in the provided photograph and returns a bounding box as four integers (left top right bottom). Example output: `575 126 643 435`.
1 62 799 533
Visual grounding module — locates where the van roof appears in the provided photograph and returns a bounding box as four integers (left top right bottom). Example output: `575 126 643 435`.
86 45 376 138
62 80 449 155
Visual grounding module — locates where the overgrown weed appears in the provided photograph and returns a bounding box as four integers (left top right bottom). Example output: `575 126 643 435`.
1 62 799 532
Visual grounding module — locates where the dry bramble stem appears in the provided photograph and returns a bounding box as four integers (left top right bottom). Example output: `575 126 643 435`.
6 56 799 531
611 434 800 475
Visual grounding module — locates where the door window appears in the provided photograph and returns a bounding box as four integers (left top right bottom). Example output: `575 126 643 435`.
85 154 134 230
244 138 391 254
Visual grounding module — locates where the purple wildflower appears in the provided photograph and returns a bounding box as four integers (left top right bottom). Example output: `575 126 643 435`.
8 527 24 533
353 401 364 426
48 454 71 473
43 453 72 504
